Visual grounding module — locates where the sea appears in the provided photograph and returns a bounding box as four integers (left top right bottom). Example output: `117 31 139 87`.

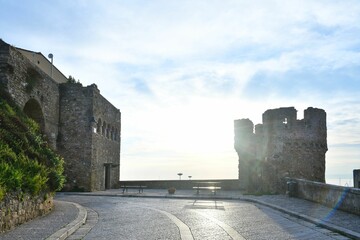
326 178 354 187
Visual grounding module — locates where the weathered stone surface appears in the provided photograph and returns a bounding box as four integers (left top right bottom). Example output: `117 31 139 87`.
0 193 53 233
0 39 60 149
234 107 327 193
288 177 360 215
0 39 121 191
58 83 120 191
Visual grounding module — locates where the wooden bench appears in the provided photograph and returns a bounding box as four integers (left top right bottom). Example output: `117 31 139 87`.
121 185 147 193
193 182 221 195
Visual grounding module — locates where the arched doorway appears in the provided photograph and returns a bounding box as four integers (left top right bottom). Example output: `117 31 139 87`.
23 99 45 132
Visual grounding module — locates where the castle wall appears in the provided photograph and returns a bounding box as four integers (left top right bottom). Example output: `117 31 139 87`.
234 107 327 193
234 119 255 189
0 40 60 149
0 39 121 192
58 83 94 191
91 87 121 190
261 107 327 190
58 83 120 191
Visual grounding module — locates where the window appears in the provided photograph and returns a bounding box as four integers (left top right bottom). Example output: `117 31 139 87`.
97 118 102 134
106 124 111 138
114 128 118 141
111 127 115 140
102 121 107 136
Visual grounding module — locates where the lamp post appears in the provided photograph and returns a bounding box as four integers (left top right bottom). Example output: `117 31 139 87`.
188 176 192 180
48 53 53 78
177 173 183 180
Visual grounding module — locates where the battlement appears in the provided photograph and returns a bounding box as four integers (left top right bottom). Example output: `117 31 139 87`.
260 107 326 134
234 118 254 136
234 106 327 193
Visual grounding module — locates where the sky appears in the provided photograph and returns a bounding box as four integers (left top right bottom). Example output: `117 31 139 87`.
1 0 359 185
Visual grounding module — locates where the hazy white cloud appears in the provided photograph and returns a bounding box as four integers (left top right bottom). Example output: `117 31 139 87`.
1 0 360 181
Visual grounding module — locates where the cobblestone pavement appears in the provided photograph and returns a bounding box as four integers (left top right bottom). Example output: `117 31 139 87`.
56 194 352 240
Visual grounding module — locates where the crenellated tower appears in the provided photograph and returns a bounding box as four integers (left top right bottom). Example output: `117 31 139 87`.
234 107 327 192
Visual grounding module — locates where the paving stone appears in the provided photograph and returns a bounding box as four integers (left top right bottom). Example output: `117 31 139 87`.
2 190 358 239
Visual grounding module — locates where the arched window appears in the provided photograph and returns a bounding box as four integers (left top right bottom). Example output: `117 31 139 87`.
97 118 102 134
111 126 115 140
102 121 107 136
106 124 111 138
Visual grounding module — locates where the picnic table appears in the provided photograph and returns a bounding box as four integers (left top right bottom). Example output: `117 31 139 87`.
193 182 221 195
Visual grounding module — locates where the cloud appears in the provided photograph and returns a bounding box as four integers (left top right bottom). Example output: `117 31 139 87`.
2 0 360 180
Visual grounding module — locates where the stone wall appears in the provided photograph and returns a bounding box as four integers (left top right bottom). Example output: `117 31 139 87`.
1 39 121 192
287 178 360 216
58 83 120 191
0 193 53 233
0 39 60 149
119 179 241 190
58 83 94 191
92 88 121 190
234 119 256 189
234 107 327 193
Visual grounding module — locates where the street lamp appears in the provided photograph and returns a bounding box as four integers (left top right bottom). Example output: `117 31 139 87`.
188 176 192 180
177 173 183 180
48 53 53 78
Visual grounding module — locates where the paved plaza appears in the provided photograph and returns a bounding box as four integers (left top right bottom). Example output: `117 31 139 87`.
1 190 359 239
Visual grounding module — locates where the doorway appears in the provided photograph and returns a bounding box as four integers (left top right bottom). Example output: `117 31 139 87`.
104 163 111 189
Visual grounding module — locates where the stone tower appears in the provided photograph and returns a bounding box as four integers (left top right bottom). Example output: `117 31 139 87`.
234 107 327 192
0 39 121 191
234 119 256 188
58 83 121 191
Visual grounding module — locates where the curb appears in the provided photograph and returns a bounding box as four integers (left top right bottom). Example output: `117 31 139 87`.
62 192 360 239
46 201 87 240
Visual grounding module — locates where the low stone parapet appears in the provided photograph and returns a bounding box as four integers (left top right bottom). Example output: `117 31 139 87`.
0 192 53 233
285 177 360 215
119 179 241 191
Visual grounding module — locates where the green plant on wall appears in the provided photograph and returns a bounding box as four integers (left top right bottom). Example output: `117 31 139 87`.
67 75 82 85
0 86 65 201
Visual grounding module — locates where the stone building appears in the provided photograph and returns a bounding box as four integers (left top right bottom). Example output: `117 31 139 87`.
234 107 327 192
0 39 120 191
